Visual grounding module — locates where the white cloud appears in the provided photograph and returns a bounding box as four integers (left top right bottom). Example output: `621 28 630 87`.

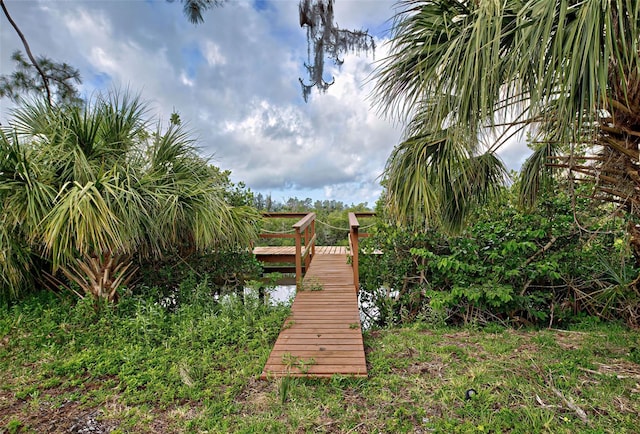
0 0 412 206
203 40 226 66
89 47 118 74
179 71 195 87
64 8 112 42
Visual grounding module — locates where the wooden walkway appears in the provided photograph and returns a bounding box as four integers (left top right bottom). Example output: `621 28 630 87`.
260 252 367 378
253 245 347 256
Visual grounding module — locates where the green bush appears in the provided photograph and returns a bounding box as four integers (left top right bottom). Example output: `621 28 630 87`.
360 190 638 327
136 249 262 306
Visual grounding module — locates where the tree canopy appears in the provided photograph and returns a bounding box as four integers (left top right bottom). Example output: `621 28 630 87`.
375 0 640 243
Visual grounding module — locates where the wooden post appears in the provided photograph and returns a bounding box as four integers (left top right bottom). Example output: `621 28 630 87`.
348 213 360 293
352 227 359 293
304 225 311 271
292 212 316 290
311 219 316 258
295 226 302 289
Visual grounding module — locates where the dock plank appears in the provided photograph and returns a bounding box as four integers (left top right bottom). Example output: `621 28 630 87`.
260 252 367 379
253 245 348 257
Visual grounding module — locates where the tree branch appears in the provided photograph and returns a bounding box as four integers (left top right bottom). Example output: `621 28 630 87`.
0 0 52 106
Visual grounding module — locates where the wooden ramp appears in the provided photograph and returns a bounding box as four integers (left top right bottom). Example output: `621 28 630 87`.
260 253 367 378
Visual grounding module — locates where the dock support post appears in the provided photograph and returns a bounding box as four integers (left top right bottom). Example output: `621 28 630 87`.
348 213 360 293
295 227 302 289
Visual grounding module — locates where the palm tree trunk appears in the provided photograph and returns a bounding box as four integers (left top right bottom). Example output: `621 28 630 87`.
61 252 137 303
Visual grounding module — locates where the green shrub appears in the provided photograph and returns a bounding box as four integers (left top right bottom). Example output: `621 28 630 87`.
360 190 637 327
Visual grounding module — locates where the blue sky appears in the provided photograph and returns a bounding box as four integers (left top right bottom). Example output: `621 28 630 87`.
0 0 530 207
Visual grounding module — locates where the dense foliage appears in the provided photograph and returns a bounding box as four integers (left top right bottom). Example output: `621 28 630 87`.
0 280 289 431
374 0 640 274
137 249 263 304
0 91 259 302
360 186 639 328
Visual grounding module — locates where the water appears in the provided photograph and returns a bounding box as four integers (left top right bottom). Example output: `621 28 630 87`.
267 284 296 305
262 283 380 329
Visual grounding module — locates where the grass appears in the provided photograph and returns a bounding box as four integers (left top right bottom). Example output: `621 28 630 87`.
299 276 324 292
1 288 639 433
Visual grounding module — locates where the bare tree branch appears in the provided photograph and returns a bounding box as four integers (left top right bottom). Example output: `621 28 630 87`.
0 0 52 106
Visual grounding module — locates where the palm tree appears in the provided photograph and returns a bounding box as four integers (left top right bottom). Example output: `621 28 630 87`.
375 0 640 246
0 91 259 301
177 0 225 24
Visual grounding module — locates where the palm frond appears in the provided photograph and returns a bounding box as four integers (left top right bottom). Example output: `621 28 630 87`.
0 216 33 298
375 0 527 131
179 0 225 25
99 89 149 151
441 151 509 233
375 0 640 232
383 133 444 228
0 129 56 235
2 89 257 299
42 179 125 269
518 141 560 210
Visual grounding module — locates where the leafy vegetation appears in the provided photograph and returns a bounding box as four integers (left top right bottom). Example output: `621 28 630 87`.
1 290 638 432
374 0 640 271
0 91 259 302
1 2 639 432
361 184 639 328
0 280 289 432
0 50 81 105
137 249 263 304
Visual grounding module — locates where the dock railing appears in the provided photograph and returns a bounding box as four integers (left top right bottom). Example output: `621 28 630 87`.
348 212 376 292
293 212 316 288
258 211 373 291
259 212 316 288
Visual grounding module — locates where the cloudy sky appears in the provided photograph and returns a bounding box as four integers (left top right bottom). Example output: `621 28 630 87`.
1 0 529 207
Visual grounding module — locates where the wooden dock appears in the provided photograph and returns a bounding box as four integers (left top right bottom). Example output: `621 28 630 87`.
260 252 367 378
253 246 348 275
253 245 347 258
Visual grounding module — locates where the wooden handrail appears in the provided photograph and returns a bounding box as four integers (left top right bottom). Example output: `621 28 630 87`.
349 213 360 292
293 212 316 233
352 211 376 219
258 211 373 291
302 233 317 259
293 212 316 288
256 212 316 285
348 212 375 293
259 213 307 239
